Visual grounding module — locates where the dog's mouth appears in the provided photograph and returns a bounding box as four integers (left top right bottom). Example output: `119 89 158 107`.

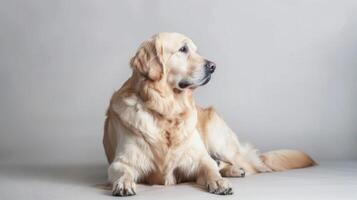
178 74 211 90
199 75 211 86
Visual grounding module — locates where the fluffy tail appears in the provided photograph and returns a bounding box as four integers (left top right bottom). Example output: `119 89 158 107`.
239 143 316 173
260 149 316 171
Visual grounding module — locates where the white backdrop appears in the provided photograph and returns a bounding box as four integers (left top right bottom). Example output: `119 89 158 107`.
0 0 356 165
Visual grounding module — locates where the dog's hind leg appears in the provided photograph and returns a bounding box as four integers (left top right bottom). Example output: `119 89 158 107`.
197 106 272 176
215 160 246 177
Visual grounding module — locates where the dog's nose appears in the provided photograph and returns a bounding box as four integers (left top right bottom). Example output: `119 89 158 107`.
205 60 216 73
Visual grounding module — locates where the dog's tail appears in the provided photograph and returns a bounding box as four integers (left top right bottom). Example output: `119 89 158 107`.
260 149 316 171
239 144 316 173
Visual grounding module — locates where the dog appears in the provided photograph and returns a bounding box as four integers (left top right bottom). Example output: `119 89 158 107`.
103 32 315 196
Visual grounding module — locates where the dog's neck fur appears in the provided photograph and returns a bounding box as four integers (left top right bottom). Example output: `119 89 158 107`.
127 72 197 148
133 72 196 120
112 72 198 148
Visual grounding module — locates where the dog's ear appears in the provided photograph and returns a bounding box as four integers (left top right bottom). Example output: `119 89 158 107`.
130 36 164 81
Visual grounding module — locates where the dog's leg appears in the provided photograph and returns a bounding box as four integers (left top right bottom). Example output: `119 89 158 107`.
105 115 156 196
108 161 137 196
196 156 233 195
108 138 154 197
197 107 271 176
216 160 246 177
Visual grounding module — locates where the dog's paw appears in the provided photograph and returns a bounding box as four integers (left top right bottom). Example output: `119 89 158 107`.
231 167 246 177
112 178 136 196
207 178 233 195
220 166 246 178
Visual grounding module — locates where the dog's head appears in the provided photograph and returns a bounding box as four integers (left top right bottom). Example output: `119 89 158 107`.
130 32 216 91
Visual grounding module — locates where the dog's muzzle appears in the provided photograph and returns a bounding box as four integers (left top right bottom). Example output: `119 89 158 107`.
199 60 215 86
178 60 216 89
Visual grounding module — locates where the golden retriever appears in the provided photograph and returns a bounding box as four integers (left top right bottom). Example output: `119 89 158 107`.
103 32 315 196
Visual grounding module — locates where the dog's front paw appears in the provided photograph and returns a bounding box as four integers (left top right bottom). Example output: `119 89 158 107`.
112 178 136 196
207 178 233 195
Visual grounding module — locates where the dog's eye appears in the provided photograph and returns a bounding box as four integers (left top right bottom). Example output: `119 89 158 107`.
179 45 188 53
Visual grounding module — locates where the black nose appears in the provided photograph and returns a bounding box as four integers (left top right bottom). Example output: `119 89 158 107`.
205 60 216 73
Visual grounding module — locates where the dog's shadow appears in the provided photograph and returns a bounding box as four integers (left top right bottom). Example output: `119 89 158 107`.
0 163 205 195
0 163 109 188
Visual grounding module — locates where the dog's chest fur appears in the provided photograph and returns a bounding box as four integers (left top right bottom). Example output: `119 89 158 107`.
114 94 199 184
143 106 198 183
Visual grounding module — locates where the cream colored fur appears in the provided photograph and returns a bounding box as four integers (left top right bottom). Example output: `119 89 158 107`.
103 32 315 196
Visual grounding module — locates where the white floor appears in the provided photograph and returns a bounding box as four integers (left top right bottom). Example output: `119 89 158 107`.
0 161 356 200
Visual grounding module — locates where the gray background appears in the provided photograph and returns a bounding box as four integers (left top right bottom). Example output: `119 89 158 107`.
1 0 357 166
